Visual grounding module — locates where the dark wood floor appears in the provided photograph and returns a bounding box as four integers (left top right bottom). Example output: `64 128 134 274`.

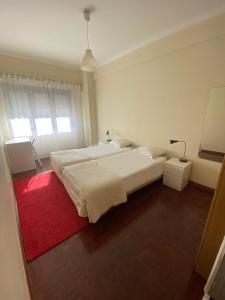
17 159 212 300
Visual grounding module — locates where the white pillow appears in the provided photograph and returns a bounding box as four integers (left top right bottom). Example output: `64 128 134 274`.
135 146 166 158
110 139 132 148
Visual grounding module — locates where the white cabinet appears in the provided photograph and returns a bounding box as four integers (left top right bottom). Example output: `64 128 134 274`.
5 137 36 174
163 157 192 191
98 141 110 144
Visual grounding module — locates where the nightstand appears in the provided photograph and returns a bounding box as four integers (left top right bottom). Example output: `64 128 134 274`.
98 141 111 145
163 158 192 191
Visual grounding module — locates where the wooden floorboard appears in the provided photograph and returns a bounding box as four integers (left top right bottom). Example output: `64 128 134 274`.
23 161 212 300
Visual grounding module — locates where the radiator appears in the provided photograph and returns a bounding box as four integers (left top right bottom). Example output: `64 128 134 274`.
203 237 225 300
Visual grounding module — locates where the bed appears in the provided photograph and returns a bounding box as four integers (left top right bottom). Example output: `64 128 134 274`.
50 143 132 180
62 150 167 223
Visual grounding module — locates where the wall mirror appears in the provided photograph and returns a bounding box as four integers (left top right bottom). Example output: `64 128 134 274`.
199 87 225 162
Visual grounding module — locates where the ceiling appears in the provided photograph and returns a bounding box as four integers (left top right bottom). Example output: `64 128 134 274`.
0 0 225 69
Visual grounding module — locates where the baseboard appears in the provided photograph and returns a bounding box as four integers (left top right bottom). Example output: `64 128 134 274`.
189 181 215 194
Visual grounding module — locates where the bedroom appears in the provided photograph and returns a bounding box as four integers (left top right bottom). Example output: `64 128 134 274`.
0 1 225 300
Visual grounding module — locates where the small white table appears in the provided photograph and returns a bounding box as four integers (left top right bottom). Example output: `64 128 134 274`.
163 157 192 191
5 137 36 174
98 141 111 144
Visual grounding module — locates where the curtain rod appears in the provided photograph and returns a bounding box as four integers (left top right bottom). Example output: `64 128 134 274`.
0 72 82 88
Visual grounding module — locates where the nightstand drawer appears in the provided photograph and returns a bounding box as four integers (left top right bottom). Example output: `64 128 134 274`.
163 173 182 186
163 173 189 191
164 164 184 177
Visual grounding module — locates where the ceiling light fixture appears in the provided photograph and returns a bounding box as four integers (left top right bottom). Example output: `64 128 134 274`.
81 9 97 72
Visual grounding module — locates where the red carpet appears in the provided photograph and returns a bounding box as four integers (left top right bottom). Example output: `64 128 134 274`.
14 171 89 262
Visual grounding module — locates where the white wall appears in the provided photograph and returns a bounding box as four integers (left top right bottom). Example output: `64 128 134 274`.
0 55 82 82
201 87 225 153
95 13 225 189
0 128 30 299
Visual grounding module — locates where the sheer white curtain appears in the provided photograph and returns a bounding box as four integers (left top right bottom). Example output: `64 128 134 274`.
0 74 86 157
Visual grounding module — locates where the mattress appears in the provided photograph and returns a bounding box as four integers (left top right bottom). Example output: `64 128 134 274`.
63 150 166 218
50 143 131 180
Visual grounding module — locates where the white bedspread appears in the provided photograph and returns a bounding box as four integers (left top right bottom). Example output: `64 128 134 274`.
50 143 131 179
97 151 166 193
63 150 166 222
64 161 127 223
51 149 89 167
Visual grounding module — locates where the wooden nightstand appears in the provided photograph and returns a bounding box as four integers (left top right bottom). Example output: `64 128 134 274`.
163 158 192 191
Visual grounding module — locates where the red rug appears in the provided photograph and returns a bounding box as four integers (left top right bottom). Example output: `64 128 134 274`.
14 171 89 262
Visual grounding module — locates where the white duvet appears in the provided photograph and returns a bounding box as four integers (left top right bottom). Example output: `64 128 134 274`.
63 150 166 223
63 161 127 223
97 150 166 193
50 143 131 179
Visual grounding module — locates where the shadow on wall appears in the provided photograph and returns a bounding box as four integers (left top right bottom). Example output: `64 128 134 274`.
191 158 222 189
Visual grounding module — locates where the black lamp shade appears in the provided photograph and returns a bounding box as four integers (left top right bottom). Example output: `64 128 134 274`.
169 139 178 144
106 129 112 142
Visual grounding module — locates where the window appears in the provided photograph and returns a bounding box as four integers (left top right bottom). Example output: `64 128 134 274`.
4 83 74 138
10 118 32 137
35 118 53 136
1 74 85 158
56 117 71 133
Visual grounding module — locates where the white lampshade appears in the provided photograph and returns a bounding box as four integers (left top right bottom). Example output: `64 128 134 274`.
81 49 97 72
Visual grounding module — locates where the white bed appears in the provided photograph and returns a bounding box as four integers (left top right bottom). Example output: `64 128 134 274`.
50 143 132 180
62 150 166 222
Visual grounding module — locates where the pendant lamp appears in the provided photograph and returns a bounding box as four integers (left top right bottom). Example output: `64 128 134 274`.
81 9 97 72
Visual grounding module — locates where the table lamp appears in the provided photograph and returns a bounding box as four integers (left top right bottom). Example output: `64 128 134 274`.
169 139 188 162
